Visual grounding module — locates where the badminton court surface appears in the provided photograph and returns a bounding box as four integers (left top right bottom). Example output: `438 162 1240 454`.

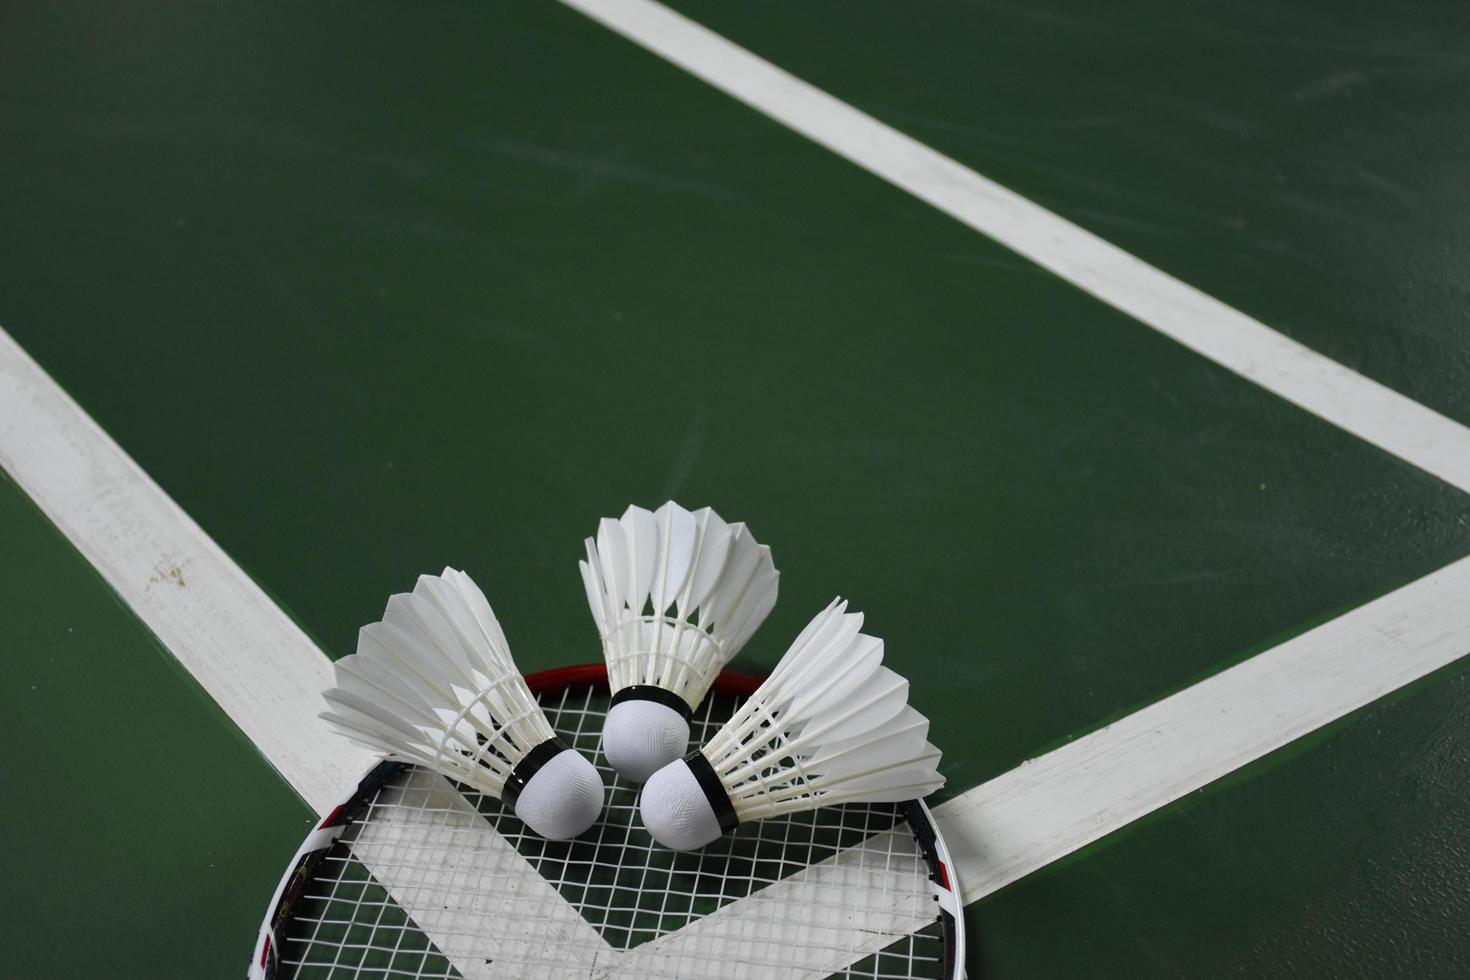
1 0 1468 976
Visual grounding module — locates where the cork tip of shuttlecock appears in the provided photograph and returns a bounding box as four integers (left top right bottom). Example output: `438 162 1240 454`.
640 758 725 851
603 699 691 783
512 748 604 840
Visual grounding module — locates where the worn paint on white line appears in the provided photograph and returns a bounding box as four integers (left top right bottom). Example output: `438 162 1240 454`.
0 326 371 814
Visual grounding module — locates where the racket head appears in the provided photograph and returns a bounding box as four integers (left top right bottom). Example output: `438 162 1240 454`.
249 665 965 979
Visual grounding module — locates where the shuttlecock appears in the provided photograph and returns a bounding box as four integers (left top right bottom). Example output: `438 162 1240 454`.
321 568 604 840
639 598 944 850
580 502 778 781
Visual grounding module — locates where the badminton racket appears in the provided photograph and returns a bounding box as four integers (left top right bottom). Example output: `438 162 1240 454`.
248 664 965 979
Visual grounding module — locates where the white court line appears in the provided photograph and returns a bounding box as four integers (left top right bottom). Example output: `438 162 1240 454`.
559 0 1470 495
350 769 611 979
936 552 1470 903
0 328 373 815
637 823 936 978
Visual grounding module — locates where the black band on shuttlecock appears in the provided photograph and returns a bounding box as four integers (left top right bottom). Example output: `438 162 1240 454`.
683 749 739 835
610 685 694 722
501 736 570 812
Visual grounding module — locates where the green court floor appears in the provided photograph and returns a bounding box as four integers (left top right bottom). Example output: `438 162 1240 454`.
2 1 1468 976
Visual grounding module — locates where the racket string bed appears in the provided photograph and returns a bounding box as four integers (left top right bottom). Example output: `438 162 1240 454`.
267 685 955 979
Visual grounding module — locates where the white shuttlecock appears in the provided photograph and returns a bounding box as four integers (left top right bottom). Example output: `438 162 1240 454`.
321 568 604 840
640 598 944 850
580 501 778 781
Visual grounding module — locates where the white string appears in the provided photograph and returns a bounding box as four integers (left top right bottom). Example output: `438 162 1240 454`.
276 687 947 978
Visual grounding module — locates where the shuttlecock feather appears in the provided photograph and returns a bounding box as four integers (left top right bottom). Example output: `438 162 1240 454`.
580 502 778 781
321 568 604 840
640 598 944 850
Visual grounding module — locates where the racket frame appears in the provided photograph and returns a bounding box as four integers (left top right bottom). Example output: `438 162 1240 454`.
248 664 965 980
